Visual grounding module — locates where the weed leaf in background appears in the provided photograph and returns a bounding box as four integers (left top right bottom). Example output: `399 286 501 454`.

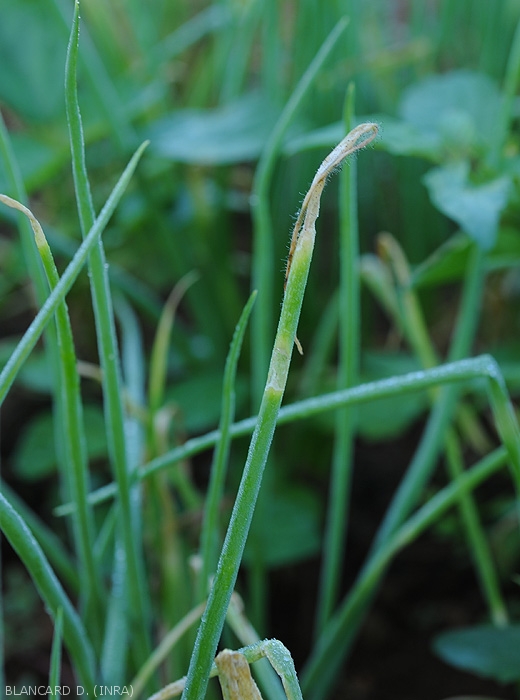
147 92 282 165
357 353 428 440
433 624 520 683
0 134 67 194
372 70 503 161
284 70 505 162
12 406 108 481
246 486 321 568
0 342 53 394
372 116 441 160
0 0 66 122
409 233 474 287
399 70 503 158
423 162 511 250
165 372 248 434
411 227 520 288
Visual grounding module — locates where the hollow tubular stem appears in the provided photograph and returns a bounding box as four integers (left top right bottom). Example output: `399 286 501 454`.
180 124 378 700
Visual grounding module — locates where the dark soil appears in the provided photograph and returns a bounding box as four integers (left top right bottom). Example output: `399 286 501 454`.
268 430 519 700
2 393 519 699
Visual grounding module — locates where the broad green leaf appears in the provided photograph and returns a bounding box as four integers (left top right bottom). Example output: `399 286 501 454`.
356 391 427 440
357 352 428 440
412 227 520 288
423 162 511 250
342 71 504 162
410 232 472 287
0 0 66 122
0 341 53 394
165 371 248 433
400 70 502 156
309 352 430 441
146 92 281 165
245 487 321 568
374 116 441 159
433 624 520 683
6 133 69 192
12 405 108 480
16 352 55 394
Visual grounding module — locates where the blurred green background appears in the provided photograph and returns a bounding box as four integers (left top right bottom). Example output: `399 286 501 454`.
2 1 520 698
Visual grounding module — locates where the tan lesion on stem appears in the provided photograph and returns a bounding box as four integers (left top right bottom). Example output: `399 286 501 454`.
266 343 291 393
215 649 264 700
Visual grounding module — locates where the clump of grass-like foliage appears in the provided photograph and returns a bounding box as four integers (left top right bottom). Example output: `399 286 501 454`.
2 2 520 699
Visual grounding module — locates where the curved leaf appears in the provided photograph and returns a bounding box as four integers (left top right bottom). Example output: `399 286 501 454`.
423 162 511 250
400 70 502 154
147 92 281 165
433 624 520 684
0 0 66 122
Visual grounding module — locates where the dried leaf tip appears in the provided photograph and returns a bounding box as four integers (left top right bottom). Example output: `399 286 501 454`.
313 122 378 186
0 194 47 251
284 122 378 355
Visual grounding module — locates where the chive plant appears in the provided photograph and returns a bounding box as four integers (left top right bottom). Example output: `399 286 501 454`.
250 16 348 405
2 2 520 699
315 83 360 635
181 123 379 700
0 194 104 647
65 4 152 666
